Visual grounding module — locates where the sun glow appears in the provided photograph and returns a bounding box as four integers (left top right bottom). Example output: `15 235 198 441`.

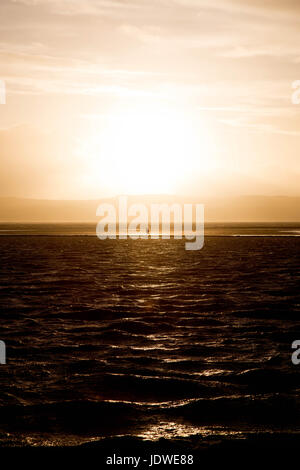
79 104 216 196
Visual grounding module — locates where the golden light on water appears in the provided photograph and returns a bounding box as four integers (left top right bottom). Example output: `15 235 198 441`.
137 422 245 441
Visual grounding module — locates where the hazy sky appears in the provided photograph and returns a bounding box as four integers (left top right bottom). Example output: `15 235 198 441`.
0 0 300 199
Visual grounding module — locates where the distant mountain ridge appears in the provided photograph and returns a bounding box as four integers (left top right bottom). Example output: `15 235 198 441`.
0 195 299 222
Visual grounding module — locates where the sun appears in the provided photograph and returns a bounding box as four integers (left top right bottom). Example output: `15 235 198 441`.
79 103 216 196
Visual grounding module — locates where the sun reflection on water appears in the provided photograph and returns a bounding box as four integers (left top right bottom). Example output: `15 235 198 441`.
136 421 244 441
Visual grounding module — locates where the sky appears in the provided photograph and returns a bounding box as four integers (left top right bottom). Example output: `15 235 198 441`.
0 0 300 199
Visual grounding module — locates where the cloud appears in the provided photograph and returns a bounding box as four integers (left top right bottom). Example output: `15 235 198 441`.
9 0 147 16
0 124 88 198
1 0 300 198
220 118 300 136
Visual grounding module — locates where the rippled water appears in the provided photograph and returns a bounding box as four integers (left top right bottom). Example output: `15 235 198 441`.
0 233 299 450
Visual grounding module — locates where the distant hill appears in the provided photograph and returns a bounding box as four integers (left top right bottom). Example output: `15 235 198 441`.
0 195 299 223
